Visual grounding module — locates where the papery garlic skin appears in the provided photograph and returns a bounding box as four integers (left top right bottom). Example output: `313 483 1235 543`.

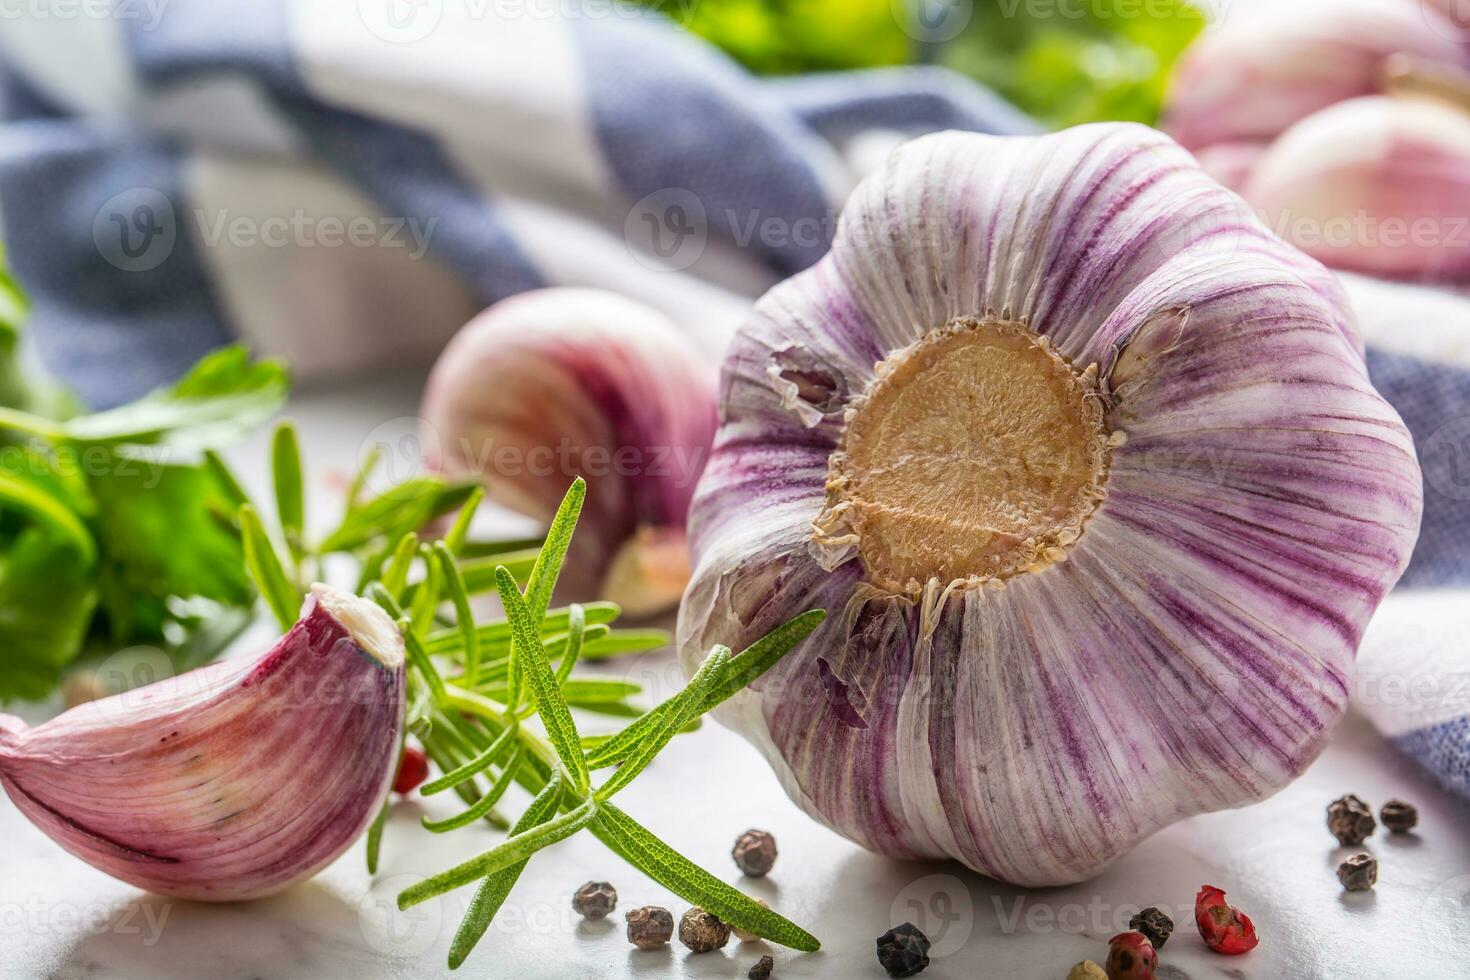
1163 0 1465 157
422 288 717 616
1245 95 1470 282
678 126 1422 887
0 586 405 901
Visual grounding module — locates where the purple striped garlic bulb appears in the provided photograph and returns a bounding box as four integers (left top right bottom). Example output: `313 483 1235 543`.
0 586 405 901
422 288 717 617
677 125 1423 887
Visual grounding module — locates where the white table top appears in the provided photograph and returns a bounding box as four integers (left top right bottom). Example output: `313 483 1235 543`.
5 373 1469 979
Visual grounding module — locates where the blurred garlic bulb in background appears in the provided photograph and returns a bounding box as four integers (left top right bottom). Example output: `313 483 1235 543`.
678 126 1422 887
0 587 405 900
1164 0 1465 180
422 288 718 617
1164 0 1470 284
1244 88 1470 282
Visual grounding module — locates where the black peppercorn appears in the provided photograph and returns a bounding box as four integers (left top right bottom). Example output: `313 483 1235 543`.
749 954 774 980
1337 852 1378 892
732 829 778 877
571 880 617 920
1327 793 1375 846
1128 906 1174 949
875 922 930 978
625 905 674 949
1380 798 1418 834
679 907 731 953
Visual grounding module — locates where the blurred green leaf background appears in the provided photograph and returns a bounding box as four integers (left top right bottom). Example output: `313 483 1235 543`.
639 0 1205 128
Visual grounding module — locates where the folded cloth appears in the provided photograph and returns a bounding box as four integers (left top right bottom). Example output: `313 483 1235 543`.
1357 591 1470 800
0 0 1029 404
0 1 1466 798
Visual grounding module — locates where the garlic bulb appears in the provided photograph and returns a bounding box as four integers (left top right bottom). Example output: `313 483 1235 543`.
1244 93 1470 282
0 586 405 901
422 288 717 617
677 126 1422 887
1163 0 1465 158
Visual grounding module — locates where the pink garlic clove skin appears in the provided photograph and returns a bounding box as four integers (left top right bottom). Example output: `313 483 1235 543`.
1244 95 1470 283
421 288 718 616
1164 0 1465 155
0 586 405 901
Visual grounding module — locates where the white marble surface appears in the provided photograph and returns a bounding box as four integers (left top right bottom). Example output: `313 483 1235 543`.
4 374 1470 980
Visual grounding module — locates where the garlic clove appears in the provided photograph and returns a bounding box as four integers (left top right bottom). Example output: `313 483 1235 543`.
0 586 405 901
421 288 717 615
1163 0 1465 155
1243 94 1470 283
600 524 696 620
678 126 1420 887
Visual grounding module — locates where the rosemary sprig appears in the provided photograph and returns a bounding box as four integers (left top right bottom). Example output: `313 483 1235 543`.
235 435 826 970
270 421 306 567
372 478 825 968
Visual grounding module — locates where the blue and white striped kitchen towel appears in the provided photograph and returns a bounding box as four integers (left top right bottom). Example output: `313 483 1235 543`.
0 1 1467 802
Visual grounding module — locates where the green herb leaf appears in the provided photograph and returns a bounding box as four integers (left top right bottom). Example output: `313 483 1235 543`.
422 745 525 833
586 610 824 769
0 465 94 564
595 646 727 801
435 542 480 685
396 615 448 707
421 732 494 816
421 721 518 797
0 526 98 700
445 771 564 970
459 625 612 684
408 545 442 639
456 536 544 559
553 604 585 689
365 796 391 875
524 478 585 623
452 551 540 597
496 565 589 791
91 461 254 638
400 797 597 910
320 478 477 553
940 0 1205 128
579 630 669 659
202 449 250 512
380 531 418 599
238 503 298 631
63 346 288 449
270 422 306 562
443 486 483 556
423 602 621 657
346 443 382 514
591 800 820 951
